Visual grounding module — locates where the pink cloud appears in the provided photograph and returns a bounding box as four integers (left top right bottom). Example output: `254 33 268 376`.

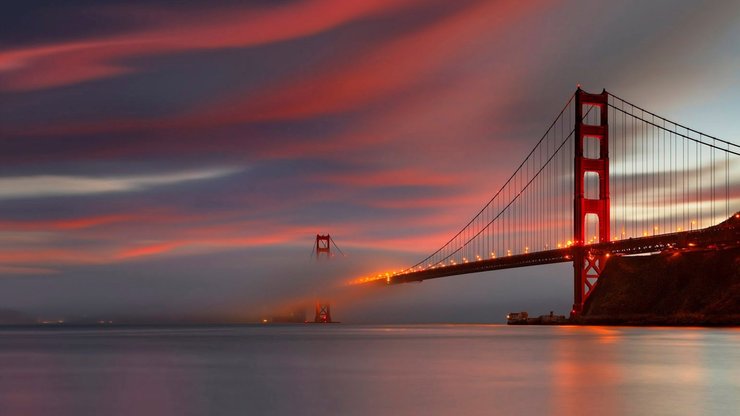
177 0 552 128
5 0 549 145
0 248 103 266
365 193 484 210
0 0 575 273
115 226 322 260
0 0 421 91
314 168 467 188
0 214 139 231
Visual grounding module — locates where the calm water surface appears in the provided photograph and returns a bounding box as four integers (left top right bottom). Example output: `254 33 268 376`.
0 325 737 415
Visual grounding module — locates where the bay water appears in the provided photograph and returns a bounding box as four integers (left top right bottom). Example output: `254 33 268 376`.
0 324 737 415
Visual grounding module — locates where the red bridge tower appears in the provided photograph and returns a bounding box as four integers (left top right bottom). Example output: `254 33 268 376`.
315 234 331 259
572 88 610 316
313 234 340 323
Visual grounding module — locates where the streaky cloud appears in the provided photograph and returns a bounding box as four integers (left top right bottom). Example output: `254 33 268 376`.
0 166 243 200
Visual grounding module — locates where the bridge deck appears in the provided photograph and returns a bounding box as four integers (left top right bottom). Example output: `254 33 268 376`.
385 213 740 285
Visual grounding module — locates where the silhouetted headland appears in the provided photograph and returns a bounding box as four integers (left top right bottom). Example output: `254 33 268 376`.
575 244 740 326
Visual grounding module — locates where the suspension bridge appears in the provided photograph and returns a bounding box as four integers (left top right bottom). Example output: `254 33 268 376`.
355 88 740 317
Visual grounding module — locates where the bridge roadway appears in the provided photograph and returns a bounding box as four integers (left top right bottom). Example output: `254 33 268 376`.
384 213 740 285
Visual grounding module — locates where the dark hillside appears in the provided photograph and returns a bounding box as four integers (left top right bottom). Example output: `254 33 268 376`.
579 246 740 325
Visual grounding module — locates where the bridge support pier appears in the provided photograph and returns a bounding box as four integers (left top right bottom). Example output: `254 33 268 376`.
314 302 333 323
572 88 610 317
573 249 609 315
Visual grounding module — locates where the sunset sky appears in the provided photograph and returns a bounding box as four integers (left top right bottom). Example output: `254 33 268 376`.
1 0 739 323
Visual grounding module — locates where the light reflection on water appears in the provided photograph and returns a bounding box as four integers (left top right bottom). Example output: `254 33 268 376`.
0 325 737 415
